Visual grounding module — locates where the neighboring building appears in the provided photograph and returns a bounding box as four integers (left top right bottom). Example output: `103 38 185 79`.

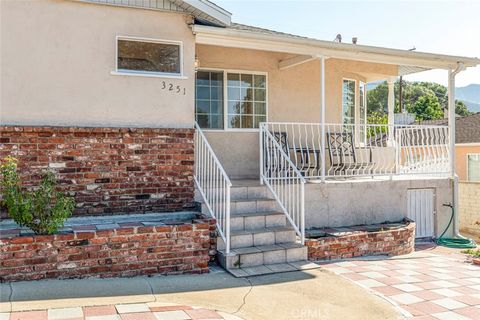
416 113 480 181
1 0 479 275
455 113 480 181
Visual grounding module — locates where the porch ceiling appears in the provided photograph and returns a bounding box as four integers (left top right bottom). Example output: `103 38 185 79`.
192 24 480 71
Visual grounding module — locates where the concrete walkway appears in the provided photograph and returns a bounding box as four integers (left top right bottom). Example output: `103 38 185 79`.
0 266 403 320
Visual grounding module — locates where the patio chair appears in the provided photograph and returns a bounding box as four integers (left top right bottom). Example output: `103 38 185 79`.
265 131 319 176
326 131 374 176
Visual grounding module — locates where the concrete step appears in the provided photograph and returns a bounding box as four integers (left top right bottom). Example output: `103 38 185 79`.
230 185 273 200
217 243 308 269
195 179 273 202
202 197 280 215
217 226 297 250
230 211 287 231
227 261 321 278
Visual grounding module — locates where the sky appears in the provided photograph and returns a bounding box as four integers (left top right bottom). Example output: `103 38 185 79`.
214 0 480 87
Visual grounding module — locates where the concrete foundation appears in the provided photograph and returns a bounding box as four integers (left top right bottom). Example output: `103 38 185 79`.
304 176 454 238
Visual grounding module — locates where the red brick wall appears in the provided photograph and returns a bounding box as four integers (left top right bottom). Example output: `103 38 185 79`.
306 222 415 261
0 218 216 282
0 126 195 216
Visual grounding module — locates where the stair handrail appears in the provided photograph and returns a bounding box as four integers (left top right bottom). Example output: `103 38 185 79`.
194 122 232 253
260 123 306 244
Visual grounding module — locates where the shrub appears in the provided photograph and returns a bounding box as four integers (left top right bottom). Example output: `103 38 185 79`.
0 156 75 235
462 249 480 258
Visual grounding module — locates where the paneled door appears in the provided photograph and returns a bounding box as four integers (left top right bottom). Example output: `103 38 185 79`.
407 188 435 238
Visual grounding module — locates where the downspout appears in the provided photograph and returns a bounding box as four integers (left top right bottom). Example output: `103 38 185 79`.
447 62 465 239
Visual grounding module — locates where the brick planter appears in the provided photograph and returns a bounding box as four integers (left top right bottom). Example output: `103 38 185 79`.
0 216 216 282
0 126 195 217
306 221 415 261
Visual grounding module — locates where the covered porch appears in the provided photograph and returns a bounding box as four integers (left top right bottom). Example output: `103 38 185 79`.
192 24 472 182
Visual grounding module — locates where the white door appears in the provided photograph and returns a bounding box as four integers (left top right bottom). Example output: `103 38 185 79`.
407 189 435 238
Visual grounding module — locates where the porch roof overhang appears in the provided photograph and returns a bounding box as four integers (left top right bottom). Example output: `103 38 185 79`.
192 24 480 72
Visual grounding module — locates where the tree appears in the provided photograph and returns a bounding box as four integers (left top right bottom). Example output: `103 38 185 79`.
367 82 388 115
455 100 472 117
408 93 443 121
366 80 472 121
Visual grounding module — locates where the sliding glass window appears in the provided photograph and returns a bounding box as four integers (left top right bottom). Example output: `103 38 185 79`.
195 71 267 130
195 71 224 129
227 73 266 129
342 79 356 125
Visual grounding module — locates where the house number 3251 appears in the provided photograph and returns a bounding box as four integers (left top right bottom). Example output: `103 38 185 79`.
161 81 186 95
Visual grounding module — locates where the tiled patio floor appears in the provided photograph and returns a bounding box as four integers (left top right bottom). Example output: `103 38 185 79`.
0 302 243 320
320 244 480 320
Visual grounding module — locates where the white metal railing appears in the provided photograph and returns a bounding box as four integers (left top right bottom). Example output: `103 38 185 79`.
194 122 232 253
260 124 306 244
261 122 450 180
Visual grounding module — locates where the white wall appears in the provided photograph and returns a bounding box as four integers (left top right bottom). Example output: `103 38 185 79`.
305 177 454 238
1 0 195 128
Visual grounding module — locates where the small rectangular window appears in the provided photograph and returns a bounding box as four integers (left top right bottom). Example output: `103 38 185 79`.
467 154 480 181
117 38 181 75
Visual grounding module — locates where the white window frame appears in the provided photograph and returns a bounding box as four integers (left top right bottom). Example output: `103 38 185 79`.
341 78 357 125
196 68 268 132
358 80 367 144
466 153 480 182
111 36 186 79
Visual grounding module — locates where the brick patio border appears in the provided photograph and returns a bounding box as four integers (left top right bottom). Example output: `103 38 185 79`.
306 221 415 260
0 216 216 282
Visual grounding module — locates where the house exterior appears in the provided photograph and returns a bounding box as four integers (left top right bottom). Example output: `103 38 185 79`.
2 0 479 275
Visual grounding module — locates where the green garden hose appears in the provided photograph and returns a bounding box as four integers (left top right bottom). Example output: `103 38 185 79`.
436 203 477 249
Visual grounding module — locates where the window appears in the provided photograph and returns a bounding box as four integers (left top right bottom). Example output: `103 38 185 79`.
116 37 182 76
467 154 480 181
227 73 266 129
195 71 224 129
342 79 356 125
359 81 367 142
195 70 267 130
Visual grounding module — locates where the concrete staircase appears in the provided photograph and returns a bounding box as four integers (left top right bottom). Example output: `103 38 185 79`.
201 180 312 277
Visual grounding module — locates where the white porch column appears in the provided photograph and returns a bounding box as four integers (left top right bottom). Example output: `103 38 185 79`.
448 63 465 239
448 69 455 178
387 77 396 142
448 63 465 178
320 56 326 182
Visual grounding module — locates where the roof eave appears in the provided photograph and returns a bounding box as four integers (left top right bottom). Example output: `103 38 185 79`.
171 0 231 26
193 25 480 70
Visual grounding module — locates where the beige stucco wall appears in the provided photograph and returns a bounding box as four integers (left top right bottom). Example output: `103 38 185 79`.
459 182 480 237
306 177 454 238
197 45 398 178
456 145 480 181
1 0 195 128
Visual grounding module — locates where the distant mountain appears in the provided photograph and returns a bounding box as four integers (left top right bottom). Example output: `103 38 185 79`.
463 101 480 113
456 84 480 103
456 84 480 113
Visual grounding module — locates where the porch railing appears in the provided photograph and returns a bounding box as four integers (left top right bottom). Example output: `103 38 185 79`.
194 122 232 254
261 122 450 180
260 124 306 244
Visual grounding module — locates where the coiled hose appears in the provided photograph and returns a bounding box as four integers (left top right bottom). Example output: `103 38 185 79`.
436 203 477 249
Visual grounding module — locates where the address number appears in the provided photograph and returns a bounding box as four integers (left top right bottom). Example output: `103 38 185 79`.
161 81 186 95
